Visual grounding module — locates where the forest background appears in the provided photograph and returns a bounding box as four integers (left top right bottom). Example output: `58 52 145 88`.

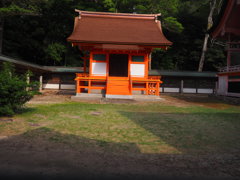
0 0 226 71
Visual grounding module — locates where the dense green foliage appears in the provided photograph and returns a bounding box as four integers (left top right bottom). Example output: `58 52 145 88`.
1 0 226 71
0 0 43 16
0 62 38 116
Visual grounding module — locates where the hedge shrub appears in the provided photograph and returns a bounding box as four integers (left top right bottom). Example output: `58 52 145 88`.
0 62 38 116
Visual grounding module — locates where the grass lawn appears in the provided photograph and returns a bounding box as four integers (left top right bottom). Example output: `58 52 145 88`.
1 99 240 155
1 95 240 178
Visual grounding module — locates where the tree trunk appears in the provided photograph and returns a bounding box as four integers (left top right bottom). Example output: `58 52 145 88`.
198 33 209 72
0 18 4 54
198 0 217 72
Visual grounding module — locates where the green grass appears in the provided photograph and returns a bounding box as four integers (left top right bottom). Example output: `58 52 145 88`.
1 102 240 154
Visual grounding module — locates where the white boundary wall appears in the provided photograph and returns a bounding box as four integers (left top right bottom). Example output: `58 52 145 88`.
198 89 213 94
183 88 196 93
43 83 75 90
61 84 76 90
43 83 214 94
43 84 59 89
161 88 179 93
160 87 213 94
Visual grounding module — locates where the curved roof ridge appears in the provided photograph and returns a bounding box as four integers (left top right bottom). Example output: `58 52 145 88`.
75 9 161 20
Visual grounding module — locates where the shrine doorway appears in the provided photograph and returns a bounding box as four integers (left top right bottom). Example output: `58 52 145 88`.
109 54 128 77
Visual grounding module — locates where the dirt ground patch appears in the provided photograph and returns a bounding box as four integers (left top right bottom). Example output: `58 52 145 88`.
28 90 239 110
27 90 72 104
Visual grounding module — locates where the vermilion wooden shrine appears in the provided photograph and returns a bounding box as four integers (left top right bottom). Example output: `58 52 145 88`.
212 0 240 97
67 10 172 98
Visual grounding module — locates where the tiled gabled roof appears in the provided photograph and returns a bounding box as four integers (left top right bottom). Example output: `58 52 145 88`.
67 10 172 46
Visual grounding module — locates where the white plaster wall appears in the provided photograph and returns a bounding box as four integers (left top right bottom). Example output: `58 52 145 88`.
92 62 107 76
163 88 180 93
43 84 75 90
217 76 227 95
61 84 76 90
197 89 213 94
43 84 59 89
130 64 145 77
161 88 213 94
183 88 196 93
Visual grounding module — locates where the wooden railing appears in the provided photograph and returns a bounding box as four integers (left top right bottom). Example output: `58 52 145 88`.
75 73 106 94
219 65 240 72
132 76 162 95
75 73 162 96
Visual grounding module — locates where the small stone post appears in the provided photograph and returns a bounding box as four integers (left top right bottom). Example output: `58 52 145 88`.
39 75 43 92
180 80 184 93
26 72 30 91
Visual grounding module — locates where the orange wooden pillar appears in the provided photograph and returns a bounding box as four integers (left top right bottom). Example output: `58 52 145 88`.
76 79 80 93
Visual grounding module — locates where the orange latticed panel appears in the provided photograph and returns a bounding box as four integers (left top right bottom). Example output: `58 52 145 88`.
148 82 158 95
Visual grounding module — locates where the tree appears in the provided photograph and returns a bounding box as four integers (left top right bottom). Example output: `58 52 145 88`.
0 0 43 54
102 0 184 33
150 0 225 71
198 0 217 72
45 43 67 65
1 0 226 71
0 62 38 116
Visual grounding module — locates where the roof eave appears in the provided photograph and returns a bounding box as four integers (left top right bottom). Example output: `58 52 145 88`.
67 39 172 46
211 0 235 38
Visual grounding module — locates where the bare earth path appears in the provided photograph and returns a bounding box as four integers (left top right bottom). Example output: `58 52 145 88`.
0 91 239 179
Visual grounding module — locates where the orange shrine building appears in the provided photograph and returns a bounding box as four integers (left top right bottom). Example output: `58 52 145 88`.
67 10 172 99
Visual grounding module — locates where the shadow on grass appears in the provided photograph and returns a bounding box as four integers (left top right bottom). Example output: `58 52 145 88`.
164 94 239 106
0 107 36 118
0 126 239 179
119 111 240 154
16 107 37 114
